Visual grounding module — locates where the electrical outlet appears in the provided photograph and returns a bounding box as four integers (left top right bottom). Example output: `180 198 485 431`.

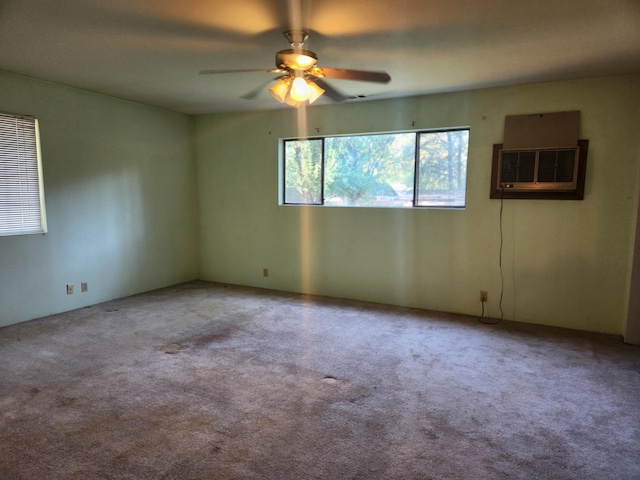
480 290 488 302
263 268 269 277
81 282 88 293
66 284 74 295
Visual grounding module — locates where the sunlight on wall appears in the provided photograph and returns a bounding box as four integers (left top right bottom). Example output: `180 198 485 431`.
294 106 317 294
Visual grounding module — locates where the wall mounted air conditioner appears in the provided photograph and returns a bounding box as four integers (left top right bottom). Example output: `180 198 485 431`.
490 111 588 200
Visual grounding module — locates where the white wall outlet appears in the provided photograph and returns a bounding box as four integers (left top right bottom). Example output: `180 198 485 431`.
263 268 269 277
66 284 74 295
81 282 88 292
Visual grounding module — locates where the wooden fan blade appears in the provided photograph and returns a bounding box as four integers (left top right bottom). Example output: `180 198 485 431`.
199 68 284 75
314 79 348 102
318 67 391 83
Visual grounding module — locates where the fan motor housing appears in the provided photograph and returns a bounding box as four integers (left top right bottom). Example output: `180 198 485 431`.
275 49 318 70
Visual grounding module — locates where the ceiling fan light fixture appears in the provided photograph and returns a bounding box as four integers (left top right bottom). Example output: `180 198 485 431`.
284 96 301 108
293 54 317 69
269 77 291 103
290 77 311 102
309 66 325 78
306 80 325 104
284 30 309 48
275 49 318 70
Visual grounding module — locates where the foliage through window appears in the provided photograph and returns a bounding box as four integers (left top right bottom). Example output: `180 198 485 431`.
283 129 469 208
0 112 47 236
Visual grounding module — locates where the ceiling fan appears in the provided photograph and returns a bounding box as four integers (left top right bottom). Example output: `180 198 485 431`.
199 30 391 107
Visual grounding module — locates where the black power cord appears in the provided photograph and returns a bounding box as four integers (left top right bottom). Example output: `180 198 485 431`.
479 186 505 325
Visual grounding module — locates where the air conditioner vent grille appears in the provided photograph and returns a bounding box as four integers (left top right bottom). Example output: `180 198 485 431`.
497 146 579 191
501 151 535 183
537 148 576 183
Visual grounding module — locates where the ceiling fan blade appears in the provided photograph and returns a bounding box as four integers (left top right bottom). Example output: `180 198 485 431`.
318 67 391 84
199 68 284 75
240 76 287 100
240 82 271 100
314 79 348 102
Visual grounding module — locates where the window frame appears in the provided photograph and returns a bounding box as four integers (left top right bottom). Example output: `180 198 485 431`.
281 128 470 209
0 111 47 236
282 137 325 206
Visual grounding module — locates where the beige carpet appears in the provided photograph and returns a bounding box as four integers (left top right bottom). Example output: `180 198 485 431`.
1 281 639 479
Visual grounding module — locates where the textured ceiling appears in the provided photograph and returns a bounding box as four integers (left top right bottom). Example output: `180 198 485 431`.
0 0 638 114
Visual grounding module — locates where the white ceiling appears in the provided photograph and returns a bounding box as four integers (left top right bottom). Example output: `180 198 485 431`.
0 0 638 115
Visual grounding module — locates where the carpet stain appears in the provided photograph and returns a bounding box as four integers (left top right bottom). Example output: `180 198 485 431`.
57 396 77 407
28 387 41 398
1 387 42 420
159 343 188 354
159 326 240 354
186 326 240 346
422 427 440 440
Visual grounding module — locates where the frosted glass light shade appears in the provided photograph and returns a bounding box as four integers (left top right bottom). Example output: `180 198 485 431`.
269 78 290 103
306 81 325 104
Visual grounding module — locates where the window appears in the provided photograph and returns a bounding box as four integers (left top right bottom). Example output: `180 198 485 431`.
282 129 469 208
0 112 47 236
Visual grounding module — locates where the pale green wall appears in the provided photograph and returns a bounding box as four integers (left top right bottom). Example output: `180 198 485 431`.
2 72 637 336
195 75 640 335
0 72 198 327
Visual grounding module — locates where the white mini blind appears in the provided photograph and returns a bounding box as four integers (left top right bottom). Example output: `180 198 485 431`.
0 112 47 236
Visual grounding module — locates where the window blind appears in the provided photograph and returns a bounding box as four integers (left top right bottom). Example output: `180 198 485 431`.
0 112 47 236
